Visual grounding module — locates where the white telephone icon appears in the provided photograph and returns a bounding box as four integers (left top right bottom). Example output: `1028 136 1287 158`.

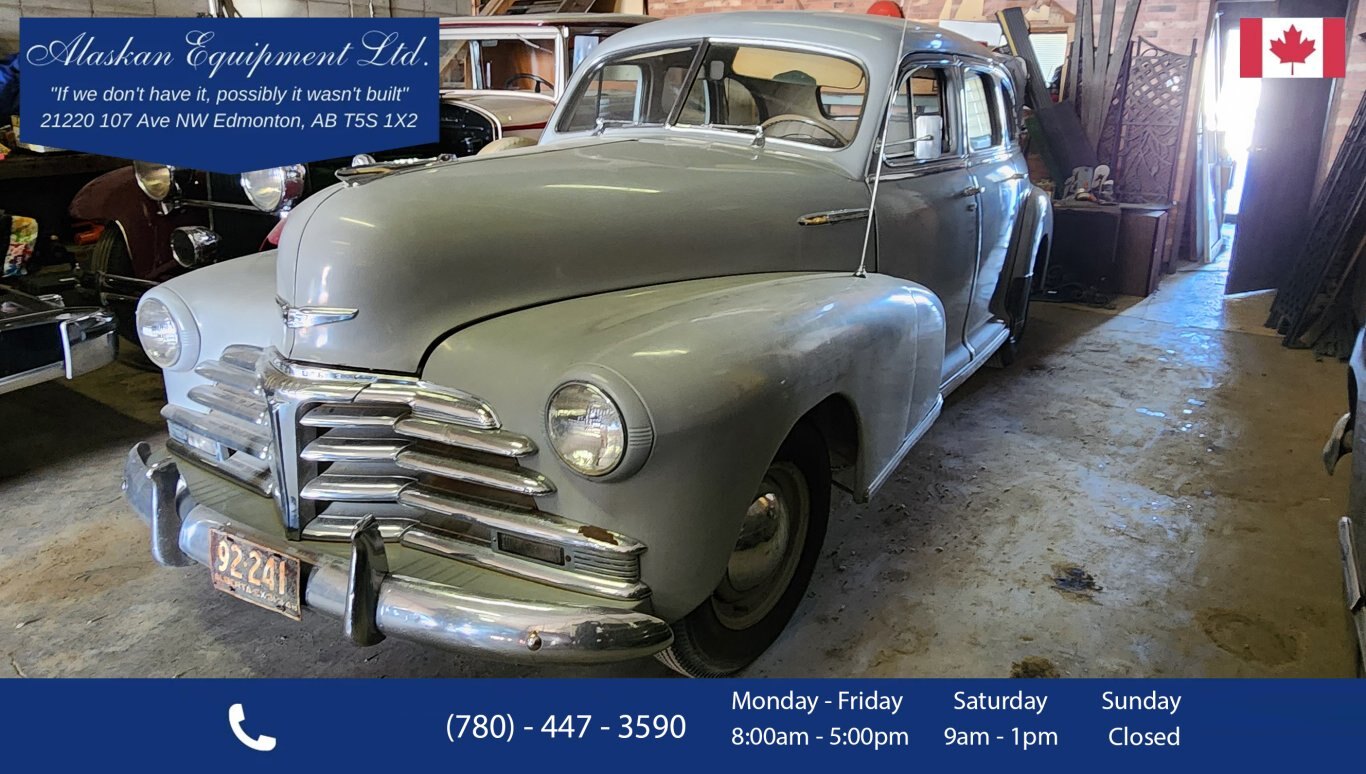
228 703 278 752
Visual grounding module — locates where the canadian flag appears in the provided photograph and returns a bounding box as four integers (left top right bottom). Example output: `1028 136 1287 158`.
1241 17 1346 78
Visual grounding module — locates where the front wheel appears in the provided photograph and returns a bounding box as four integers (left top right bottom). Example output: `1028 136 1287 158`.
657 423 830 677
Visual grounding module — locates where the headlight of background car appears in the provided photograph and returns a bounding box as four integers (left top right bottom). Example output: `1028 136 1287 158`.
135 295 200 371
547 382 626 477
240 165 306 212
133 161 175 201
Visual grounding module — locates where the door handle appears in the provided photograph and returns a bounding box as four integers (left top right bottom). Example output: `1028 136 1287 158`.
1007 172 1027 181
959 185 984 197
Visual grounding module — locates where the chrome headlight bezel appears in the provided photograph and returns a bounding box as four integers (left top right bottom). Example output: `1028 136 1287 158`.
240 165 306 213
132 161 176 202
545 368 653 481
135 293 200 372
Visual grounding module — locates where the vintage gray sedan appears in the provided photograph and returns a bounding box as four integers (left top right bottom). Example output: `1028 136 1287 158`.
121 12 1052 676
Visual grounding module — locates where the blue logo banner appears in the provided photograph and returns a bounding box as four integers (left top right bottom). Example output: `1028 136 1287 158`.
0 678 1362 769
18 18 438 173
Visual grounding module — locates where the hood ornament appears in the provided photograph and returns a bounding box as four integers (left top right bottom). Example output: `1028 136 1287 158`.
281 303 359 329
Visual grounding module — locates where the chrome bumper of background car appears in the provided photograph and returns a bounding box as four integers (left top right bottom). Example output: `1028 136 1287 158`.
0 309 118 396
121 443 673 663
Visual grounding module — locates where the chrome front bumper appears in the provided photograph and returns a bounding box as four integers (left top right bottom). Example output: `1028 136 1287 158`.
122 443 673 664
0 308 118 396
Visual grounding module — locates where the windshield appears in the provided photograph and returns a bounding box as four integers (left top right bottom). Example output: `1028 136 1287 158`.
438 34 562 94
558 41 869 148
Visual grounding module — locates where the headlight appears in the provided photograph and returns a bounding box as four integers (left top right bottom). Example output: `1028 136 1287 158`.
547 382 626 477
240 165 306 212
135 296 200 371
133 161 175 201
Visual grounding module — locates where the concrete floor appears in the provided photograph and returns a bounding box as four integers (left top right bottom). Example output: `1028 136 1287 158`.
0 263 1355 678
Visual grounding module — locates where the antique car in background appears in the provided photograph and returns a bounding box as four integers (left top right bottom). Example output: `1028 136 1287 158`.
1323 326 1366 675
0 286 116 396
69 13 651 342
0 211 117 395
121 12 1051 676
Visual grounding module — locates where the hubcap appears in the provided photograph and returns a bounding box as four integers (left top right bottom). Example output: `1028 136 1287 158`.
712 462 809 630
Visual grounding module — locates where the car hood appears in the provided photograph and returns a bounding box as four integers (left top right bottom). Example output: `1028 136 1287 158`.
441 90 556 130
275 136 872 374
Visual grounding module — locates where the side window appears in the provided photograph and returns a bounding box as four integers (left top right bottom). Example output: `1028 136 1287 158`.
1000 81 1017 144
676 44 868 148
562 63 646 129
667 65 709 124
963 71 1002 152
886 66 952 162
558 45 701 133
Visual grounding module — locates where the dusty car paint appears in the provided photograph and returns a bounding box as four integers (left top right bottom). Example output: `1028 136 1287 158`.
126 11 1053 665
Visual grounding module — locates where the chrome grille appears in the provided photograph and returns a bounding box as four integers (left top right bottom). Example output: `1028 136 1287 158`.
166 345 648 601
163 345 273 496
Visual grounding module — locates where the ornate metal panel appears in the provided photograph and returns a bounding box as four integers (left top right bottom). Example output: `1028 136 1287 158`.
1267 86 1366 347
1111 38 1195 205
1095 41 1133 167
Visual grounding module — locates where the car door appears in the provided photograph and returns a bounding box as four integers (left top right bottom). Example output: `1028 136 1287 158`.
873 60 979 385
960 63 1026 361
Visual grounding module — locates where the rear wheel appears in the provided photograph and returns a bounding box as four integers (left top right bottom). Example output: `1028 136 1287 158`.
657 423 830 677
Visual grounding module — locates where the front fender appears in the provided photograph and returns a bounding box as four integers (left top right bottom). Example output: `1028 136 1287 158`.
423 272 945 620
69 166 205 282
151 250 280 407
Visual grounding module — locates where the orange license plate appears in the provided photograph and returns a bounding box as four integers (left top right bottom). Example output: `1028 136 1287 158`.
209 529 302 621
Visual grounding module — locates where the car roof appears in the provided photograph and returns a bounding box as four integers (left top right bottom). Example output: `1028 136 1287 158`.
595 11 1000 61
438 13 655 28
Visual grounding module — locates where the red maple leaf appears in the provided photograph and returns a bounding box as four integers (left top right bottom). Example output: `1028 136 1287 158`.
1269 25 1317 75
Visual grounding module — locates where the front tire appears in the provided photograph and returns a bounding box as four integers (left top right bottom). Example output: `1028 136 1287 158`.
658 422 830 677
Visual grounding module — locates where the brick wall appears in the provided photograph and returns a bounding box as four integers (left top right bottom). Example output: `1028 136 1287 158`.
1 0 469 52
1325 3 1366 172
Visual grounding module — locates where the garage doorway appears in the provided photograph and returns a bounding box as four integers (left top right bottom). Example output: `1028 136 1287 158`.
1216 0 1348 294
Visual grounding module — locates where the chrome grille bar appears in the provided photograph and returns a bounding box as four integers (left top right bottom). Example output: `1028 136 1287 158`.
395 449 554 496
399 487 643 558
393 416 535 458
187 384 267 425
162 404 270 458
164 345 649 601
299 405 404 429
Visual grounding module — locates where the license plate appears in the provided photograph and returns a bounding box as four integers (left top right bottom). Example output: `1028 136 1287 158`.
209 529 302 621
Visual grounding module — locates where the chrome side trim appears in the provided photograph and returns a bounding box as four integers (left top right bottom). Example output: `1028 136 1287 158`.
798 208 871 227
282 305 360 329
